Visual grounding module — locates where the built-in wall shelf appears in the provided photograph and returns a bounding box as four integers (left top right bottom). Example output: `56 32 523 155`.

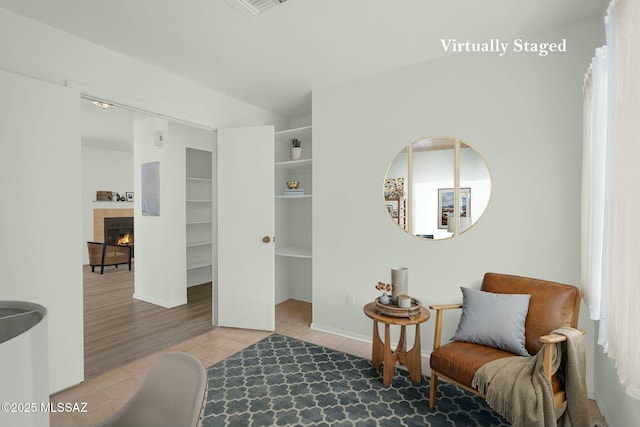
187 242 213 248
275 194 312 199
275 125 312 139
275 158 312 170
274 125 312 304
187 262 212 270
276 247 312 259
186 148 213 287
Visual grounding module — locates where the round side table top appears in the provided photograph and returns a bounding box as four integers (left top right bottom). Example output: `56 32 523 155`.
363 301 430 326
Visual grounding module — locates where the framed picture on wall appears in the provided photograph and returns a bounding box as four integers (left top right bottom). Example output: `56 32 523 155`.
141 161 160 216
438 187 471 229
126 192 134 202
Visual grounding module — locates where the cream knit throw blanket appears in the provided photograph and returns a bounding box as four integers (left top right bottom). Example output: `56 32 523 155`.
471 327 590 427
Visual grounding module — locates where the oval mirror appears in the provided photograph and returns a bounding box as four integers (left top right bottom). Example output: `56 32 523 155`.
383 136 491 239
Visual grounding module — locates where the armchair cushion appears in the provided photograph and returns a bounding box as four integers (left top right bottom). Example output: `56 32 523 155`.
452 287 531 356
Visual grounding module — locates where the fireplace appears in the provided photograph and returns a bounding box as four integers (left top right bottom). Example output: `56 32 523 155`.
104 217 134 249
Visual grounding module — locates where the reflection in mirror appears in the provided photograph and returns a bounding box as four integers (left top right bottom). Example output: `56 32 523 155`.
383 137 491 240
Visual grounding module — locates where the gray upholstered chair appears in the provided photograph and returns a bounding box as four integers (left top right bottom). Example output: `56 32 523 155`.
98 352 208 427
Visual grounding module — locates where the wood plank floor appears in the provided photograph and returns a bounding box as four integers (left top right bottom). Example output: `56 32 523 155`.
83 264 214 378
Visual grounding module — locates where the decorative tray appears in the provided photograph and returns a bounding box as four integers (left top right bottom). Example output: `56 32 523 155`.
375 297 422 317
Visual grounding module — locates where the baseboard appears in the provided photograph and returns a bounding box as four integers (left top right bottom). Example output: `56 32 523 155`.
310 322 433 363
310 322 370 342
133 292 187 308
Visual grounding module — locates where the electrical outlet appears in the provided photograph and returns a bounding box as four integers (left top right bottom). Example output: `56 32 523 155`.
346 293 355 307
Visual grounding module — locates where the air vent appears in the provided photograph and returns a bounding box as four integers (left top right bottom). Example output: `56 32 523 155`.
228 0 288 16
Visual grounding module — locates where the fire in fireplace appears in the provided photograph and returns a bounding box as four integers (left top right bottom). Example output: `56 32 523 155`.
116 232 133 246
104 217 134 248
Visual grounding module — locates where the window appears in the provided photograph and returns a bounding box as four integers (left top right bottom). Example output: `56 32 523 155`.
582 0 640 400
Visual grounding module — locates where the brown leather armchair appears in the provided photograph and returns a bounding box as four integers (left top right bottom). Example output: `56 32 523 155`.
429 273 582 411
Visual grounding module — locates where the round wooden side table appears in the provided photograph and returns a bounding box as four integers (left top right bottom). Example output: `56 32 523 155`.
363 301 430 386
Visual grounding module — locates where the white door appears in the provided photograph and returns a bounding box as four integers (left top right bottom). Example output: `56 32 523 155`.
0 70 83 393
217 126 275 330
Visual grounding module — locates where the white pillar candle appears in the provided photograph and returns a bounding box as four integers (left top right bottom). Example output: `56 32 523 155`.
398 295 412 308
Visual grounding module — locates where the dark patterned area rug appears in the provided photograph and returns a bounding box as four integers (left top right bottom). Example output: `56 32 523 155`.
204 334 509 427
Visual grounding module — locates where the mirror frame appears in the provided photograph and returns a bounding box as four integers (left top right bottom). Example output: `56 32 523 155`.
383 136 491 240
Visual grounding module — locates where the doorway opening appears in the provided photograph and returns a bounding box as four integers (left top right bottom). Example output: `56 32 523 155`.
80 97 215 377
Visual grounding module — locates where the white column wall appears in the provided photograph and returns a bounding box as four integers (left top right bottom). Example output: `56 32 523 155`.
133 118 184 307
133 119 213 307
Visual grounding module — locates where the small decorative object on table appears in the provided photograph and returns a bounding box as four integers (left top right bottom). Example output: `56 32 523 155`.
375 280 422 317
375 296 422 318
291 138 302 160
391 267 408 304
398 294 412 308
375 281 392 305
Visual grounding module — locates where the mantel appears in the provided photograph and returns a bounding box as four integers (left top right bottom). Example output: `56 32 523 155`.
92 201 133 208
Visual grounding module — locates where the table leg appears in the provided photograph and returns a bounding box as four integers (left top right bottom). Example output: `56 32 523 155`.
406 324 422 383
383 323 396 386
395 325 407 366
371 320 383 369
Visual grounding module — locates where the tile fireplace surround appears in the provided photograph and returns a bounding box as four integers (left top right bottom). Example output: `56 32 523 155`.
93 208 134 242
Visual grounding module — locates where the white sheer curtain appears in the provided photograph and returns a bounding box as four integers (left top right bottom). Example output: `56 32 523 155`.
582 45 608 323
582 0 640 400
606 0 640 400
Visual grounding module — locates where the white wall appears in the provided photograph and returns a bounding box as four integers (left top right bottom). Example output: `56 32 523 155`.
312 19 601 394
0 69 83 394
287 114 312 130
133 118 182 307
133 119 214 307
594 349 640 426
81 146 134 264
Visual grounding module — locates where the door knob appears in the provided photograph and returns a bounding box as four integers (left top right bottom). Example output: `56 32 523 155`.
262 236 271 243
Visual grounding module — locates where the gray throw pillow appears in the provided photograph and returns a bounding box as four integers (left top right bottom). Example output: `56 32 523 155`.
451 287 531 356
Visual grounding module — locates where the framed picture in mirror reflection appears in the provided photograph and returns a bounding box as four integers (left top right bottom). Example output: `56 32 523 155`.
438 188 471 229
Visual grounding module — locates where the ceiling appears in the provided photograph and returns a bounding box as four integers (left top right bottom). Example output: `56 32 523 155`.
80 98 150 152
3 1 607 152
0 0 606 120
